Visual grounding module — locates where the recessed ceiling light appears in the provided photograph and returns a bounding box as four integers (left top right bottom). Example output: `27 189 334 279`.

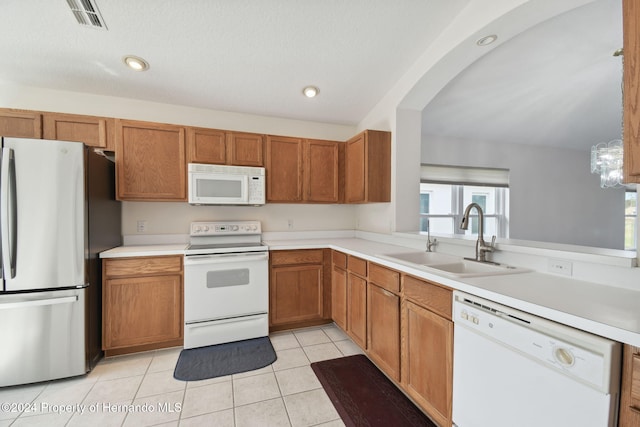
302 86 319 98
123 55 150 71
476 35 498 47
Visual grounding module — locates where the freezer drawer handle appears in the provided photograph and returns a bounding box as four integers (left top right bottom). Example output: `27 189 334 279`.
0 295 78 310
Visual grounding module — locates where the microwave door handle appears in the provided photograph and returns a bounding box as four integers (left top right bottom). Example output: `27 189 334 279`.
0 147 17 279
241 175 249 203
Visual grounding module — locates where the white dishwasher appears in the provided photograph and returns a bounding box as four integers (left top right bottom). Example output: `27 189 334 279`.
452 291 621 427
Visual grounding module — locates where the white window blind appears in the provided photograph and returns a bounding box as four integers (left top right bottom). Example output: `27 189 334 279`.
421 164 510 187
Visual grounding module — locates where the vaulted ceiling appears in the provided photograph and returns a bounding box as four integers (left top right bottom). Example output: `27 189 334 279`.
0 0 468 125
421 0 622 150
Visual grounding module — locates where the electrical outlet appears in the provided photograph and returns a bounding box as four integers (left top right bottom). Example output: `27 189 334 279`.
137 220 148 233
548 259 572 276
287 219 294 230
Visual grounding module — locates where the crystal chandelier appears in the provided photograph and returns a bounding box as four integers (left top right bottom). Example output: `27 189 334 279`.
591 140 623 188
590 48 624 189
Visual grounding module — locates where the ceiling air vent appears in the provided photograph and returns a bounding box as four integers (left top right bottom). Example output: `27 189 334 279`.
66 0 107 30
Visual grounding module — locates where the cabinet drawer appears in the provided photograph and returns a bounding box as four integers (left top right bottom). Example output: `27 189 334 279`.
347 255 367 277
104 256 183 278
403 275 452 320
369 263 400 294
271 249 324 266
332 251 347 269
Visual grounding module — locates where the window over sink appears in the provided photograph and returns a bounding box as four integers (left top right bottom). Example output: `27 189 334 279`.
419 164 509 238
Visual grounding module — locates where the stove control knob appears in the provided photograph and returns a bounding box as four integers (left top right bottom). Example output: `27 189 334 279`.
194 226 201 233
203 226 209 232
232 225 239 231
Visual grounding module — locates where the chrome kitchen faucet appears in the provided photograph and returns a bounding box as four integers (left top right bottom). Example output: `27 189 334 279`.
460 202 496 263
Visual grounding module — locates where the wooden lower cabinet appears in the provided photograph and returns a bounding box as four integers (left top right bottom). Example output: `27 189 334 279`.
402 275 453 427
269 249 331 331
367 282 400 381
331 264 348 330
102 256 183 356
619 345 640 427
347 273 367 348
271 264 323 324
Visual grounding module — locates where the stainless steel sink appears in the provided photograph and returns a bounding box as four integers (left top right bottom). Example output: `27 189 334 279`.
424 260 529 278
377 251 460 266
377 252 529 278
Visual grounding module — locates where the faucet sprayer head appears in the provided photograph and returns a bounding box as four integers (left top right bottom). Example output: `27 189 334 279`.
460 216 469 230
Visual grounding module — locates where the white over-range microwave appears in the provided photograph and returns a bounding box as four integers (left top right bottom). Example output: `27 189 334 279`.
188 163 265 205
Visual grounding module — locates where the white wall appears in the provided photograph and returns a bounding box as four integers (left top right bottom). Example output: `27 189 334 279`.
0 82 359 234
123 202 356 236
422 134 626 249
356 0 596 234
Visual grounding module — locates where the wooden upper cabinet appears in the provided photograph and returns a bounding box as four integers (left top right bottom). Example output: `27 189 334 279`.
266 136 341 203
187 129 264 167
0 109 42 138
623 0 640 183
305 139 341 203
228 132 264 166
187 127 226 164
345 129 391 203
43 112 114 149
266 135 304 202
115 119 187 201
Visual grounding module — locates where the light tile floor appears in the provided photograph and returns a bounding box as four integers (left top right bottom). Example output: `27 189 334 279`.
0 324 365 427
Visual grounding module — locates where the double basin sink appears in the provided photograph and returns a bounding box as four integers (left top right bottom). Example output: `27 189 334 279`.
377 251 529 279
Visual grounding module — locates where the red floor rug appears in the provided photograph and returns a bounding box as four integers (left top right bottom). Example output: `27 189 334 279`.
311 355 437 427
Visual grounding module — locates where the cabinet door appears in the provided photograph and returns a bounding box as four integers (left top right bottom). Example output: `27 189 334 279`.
402 300 453 427
331 266 347 331
228 132 264 166
619 345 640 427
187 127 226 164
115 120 187 201
103 274 183 349
266 135 303 202
367 283 400 381
305 139 340 203
270 264 323 325
623 0 640 183
0 109 42 138
347 273 367 348
345 133 367 203
43 113 113 149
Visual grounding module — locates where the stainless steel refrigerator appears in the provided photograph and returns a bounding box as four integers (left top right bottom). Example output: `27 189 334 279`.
0 137 121 387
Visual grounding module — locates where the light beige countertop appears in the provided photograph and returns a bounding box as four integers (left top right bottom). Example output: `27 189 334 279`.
100 237 640 346
100 244 187 258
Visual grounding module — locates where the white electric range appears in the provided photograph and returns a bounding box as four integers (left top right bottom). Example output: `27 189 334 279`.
183 221 269 349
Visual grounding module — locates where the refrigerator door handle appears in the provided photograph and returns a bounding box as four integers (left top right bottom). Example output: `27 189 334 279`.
0 148 16 279
0 295 78 310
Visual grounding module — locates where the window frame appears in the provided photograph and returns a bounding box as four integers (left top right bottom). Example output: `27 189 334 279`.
420 183 509 238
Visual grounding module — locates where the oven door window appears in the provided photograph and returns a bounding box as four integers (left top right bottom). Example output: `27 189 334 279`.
206 269 250 288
